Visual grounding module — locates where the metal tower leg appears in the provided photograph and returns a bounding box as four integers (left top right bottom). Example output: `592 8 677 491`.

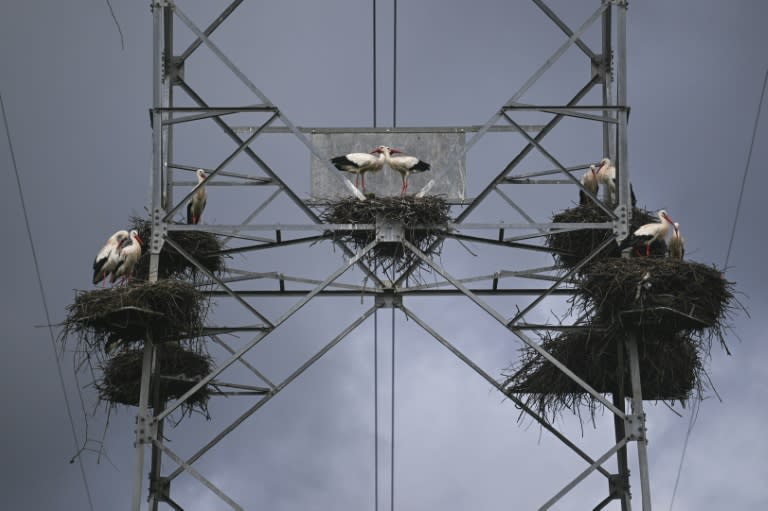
627 333 653 510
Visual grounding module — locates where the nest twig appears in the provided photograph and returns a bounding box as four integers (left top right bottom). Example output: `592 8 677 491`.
318 196 451 277
546 204 663 269
503 325 704 423
130 216 226 282
96 342 211 418
62 280 207 358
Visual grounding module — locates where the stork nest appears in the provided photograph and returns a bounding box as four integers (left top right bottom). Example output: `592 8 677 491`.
318 196 451 276
546 203 663 269
130 216 226 282
96 342 211 417
574 258 735 335
503 325 704 423
62 280 207 357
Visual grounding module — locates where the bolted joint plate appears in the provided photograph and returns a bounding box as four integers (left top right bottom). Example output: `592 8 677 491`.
613 204 630 243
608 473 630 499
134 415 153 445
151 209 168 255
625 413 647 441
375 290 402 308
376 215 404 243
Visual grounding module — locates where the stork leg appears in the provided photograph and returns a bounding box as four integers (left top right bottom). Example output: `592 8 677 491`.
646 243 651 257
355 175 359 190
362 174 366 193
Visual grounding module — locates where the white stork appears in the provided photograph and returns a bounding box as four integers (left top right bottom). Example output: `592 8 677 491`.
330 146 387 192
379 146 431 196
187 169 208 225
579 165 599 205
92 229 129 286
112 230 144 285
620 209 674 257
595 157 637 206
669 222 685 260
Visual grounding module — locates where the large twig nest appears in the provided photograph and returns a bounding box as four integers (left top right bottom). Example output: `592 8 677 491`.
130 216 226 282
63 280 207 355
96 343 211 416
319 196 451 276
503 326 703 423
546 204 663 269
575 258 734 333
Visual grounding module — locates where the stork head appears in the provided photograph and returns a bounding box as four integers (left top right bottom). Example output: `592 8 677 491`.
658 209 673 224
589 164 598 176
673 222 681 235
371 145 388 155
597 157 611 168
388 147 403 154
130 230 144 246
196 169 207 181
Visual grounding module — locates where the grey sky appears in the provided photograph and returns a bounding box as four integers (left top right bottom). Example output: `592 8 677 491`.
1 1 766 510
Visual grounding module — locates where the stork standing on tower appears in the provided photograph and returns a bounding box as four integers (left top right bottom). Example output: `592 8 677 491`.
379 146 431 196
92 230 129 286
595 157 637 206
668 222 685 260
187 169 208 225
112 230 144 285
619 209 675 257
579 165 599 205
330 146 387 193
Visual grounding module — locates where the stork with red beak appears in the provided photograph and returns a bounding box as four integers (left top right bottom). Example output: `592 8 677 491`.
112 230 144 285
620 209 674 257
579 165 599 205
379 146 431 196
595 157 637 206
668 222 685 260
187 169 208 225
93 229 130 286
330 146 387 193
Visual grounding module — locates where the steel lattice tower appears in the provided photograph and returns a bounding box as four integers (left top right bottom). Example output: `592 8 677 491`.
133 1 651 509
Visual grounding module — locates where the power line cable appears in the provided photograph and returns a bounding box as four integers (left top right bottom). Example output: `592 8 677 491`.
104 0 125 51
668 398 701 510
1 92 96 511
670 67 768 510
723 67 767 270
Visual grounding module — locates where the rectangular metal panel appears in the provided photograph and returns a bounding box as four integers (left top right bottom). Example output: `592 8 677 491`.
311 131 466 199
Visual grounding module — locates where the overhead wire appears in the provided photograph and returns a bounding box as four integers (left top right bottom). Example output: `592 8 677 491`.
104 0 125 51
670 67 767 510
1 92 96 511
723 67 767 270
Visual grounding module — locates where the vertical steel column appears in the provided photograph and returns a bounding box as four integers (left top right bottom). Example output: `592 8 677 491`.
612 339 631 511
600 1 614 160
615 0 631 228
627 333 652 510
133 3 166 510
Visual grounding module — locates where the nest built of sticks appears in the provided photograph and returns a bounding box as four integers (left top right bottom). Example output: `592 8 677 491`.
63 280 207 355
131 216 226 281
504 326 703 422
546 203 663 269
319 196 451 275
504 258 735 422
576 258 734 333
97 342 212 415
